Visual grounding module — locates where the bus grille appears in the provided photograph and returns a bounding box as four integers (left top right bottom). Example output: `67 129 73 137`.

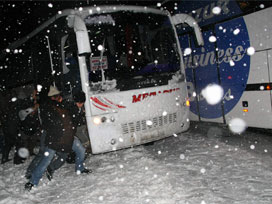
121 112 177 135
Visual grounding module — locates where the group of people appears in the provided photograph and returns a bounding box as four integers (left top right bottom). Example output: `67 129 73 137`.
0 85 91 191
0 88 38 165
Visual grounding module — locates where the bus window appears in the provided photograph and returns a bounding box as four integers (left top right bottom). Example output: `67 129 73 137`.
85 11 182 92
62 33 81 95
237 0 272 13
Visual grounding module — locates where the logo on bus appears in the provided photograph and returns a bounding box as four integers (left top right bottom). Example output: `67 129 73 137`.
132 88 180 103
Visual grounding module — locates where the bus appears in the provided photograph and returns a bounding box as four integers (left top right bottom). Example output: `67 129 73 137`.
1 5 203 153
171 0 272 130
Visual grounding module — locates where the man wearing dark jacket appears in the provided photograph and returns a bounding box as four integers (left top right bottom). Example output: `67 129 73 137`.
46 90 90 180
1 91 26 164
25 86 88 191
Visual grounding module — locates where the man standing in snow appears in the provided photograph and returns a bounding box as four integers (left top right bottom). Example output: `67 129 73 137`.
25 86 89 191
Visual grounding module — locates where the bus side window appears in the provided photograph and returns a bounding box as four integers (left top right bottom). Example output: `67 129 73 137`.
237 0 272 13
63 34 81 93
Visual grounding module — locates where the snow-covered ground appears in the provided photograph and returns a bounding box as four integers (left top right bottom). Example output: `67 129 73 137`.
1 122 272 204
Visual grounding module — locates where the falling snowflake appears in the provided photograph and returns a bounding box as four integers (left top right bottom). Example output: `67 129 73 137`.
18 148 29 158
97 45 104 51
212 6 221 15
209 36 217 43
259 4 265 9
229 60 235 66
233 28 240 35
200 168 206 174
183 48 192 56
250 145 255 150
37 84 42 92
201 84 223 105
228 118 247 134
146 120 152 126
179 154 185 160
247 47 255 56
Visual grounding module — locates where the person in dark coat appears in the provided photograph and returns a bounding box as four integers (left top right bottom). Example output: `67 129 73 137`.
46 90 90 180
25 86 88 191
1 91 26 164
18 94 41 156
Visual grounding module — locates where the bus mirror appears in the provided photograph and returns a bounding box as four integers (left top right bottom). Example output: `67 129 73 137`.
67 15 91 54
172 13 204 46
76 31 91 54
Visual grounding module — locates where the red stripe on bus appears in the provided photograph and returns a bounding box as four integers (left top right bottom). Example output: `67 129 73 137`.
92 103 106 111
104 97 126 108
91 97 112 108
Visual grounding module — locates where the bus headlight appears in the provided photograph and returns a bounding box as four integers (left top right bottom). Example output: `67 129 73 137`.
93 117 101 125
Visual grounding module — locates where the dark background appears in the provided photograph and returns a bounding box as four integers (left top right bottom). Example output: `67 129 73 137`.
0 0 179 90
0 0 178 51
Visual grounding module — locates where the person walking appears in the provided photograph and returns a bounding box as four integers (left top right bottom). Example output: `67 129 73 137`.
25 86 89 191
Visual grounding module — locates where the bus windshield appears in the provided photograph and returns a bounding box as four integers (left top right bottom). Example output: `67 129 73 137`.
85 11 181 91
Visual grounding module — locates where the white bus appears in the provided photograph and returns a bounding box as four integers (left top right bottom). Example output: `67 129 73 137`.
172 0 272 130
1 5 203 153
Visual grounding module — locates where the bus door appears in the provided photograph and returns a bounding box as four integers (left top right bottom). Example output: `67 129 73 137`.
182 29 224 123
194 29 224 123
179 34 200 121
215 17 250 126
